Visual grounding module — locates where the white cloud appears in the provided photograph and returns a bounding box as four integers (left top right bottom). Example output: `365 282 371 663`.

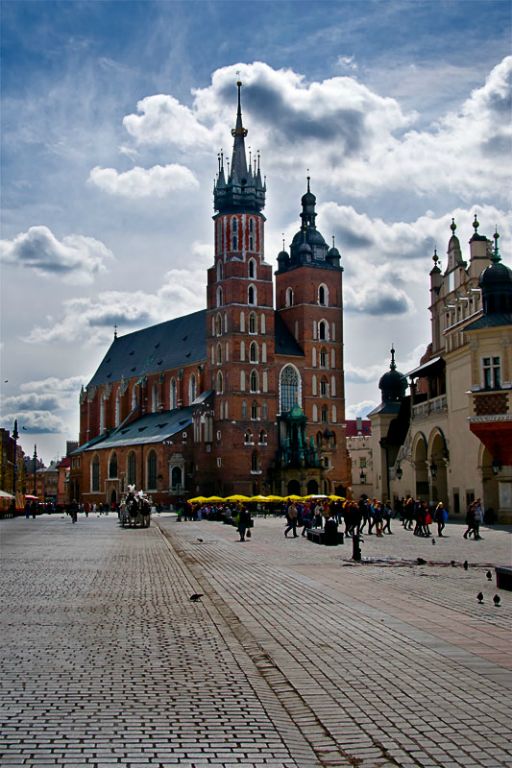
88 163 199 198
123 94 215 149
345 400 378 419
0 410 65 434
0 226 113 285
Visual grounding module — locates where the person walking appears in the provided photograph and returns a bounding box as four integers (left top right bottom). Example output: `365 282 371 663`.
464 502 476 539
434 501 448 537
237 505 252 542
382 500 393 534
473 499 483 539
284 502 299 538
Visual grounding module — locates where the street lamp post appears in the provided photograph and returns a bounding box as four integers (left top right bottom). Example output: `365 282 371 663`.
32 445 37 496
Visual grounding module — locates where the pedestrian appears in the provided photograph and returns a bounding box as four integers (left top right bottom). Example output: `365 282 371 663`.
237 504 252 542
382 500 393 534
31 500 37 519
373 501 383 537
284 502 299 538
463 502 476 539
473 499 483 540
434 501 448 537
301 504 313 537
25 501 30 520
69 499 78 523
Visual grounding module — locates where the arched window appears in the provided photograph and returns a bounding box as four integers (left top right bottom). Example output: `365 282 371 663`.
115 390 121 426
286 287 294 307
321 405 328 423
262 401 268 419
318 284 328 306
279 365 300 413
316 431 323 447
320 347 328 368
251 401 258 420
248 284 256 305
147 450 157 490
91 455 100 492
127 451 136 486
244 429 253 444
249 341 258 363
249 218 255 251
248 257 256 278
216 286 223 307
217 260 223 280
251 451 259 472
170 378 177 409
249 312 257 334
231 217 238 250
250 370 258 392
217 343 222 364
319 320 328 341
242 400 247 419
109 452 117 479
320 377 328 396
259 429 267 444
215 314 222 335
171 466 182 490
216 371 224 394
189 374 196 404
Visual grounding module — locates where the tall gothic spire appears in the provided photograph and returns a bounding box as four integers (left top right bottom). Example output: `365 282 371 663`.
230 81 248 183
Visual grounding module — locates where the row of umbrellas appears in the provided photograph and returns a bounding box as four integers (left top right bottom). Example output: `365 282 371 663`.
188 493 345 504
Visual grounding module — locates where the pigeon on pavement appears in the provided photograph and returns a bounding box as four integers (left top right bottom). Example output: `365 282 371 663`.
493 594 501 607
477 592 484 604
189 593 204 602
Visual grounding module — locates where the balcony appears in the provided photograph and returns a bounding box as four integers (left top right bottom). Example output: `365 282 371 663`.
468 389 511 422
412 394 447 419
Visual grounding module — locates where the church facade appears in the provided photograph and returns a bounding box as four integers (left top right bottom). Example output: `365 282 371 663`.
69 84 350 506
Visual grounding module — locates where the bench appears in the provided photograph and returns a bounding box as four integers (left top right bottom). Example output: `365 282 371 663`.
495 566 512 591
306 528 344 546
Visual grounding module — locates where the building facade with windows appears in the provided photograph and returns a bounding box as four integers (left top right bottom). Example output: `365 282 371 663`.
373 220 512 522
70 83 350 506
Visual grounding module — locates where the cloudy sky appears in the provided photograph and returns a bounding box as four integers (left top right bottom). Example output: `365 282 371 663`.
1 0 511 465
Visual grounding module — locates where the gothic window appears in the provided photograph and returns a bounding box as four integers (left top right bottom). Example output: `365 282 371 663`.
231 217 238 250
262 370 268 392
286 287 294 307
251 401 258 420
279 365 300 413
215 314 222 335
242 400 247 419
259 429 267 444
249 311 257 334
318 284 328 306
248 257 256 278
319 320 328 341
91 455 100 492
251 451 259 472
320 377 328 396
244 429 253 444
249 341 258 363
321 405 328 423
320 347 328 368
204 415 213 442
216 371 224 394
249 218 255 251
127 452 136 485
316 431 323 447
189 374 197 404
248 284 256 305
171 466 182 490
108 452 118 479
250 370 258 392
217 343 222 364
147 450 157 490
483 356 501 389
262 401 268 419
170 378 177 409
216 286 223 307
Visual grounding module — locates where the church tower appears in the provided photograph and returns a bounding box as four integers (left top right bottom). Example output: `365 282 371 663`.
275 181 348 494
205 82 277 495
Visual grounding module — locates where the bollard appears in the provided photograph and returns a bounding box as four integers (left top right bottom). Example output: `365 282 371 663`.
352 534 361 561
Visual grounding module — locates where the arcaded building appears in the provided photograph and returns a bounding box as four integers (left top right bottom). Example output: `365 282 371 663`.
70 84 350 506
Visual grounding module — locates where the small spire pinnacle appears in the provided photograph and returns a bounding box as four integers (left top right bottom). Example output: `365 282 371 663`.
306 170 310 192
450 218 457 234
390 345 396 371
332 235 336 248
433 247 439 266
114 324 118 340
473 213 479 233
492 229 501 263
282 233 285 250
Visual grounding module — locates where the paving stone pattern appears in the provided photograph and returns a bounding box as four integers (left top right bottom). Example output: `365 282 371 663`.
1 513 511 768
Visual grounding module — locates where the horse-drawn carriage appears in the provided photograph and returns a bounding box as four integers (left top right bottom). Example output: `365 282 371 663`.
119 486 151 528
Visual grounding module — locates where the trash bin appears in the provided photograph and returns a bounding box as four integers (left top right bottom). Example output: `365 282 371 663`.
324 517 338 546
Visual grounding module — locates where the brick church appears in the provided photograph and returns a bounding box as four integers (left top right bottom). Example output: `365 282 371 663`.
70 83 350 506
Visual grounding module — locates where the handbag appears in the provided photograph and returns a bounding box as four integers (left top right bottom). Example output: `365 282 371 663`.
246 528 251 538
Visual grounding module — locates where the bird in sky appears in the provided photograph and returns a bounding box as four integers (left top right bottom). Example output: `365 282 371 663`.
486 570 492 581
463 560 469 571
189 593 203 602
493 594 501 607
477 592 484 604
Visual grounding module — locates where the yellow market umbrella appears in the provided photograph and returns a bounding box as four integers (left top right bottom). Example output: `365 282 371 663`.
204 496 224 502
328 494 346 501
249 495 271 503
188 496 209 503
224 494 251 502
265 495 284 502
303 493 328 500
285 494 302 501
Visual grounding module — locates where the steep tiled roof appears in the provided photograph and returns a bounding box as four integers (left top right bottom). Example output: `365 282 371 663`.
82 408 193 451
464 313 512 331
87 310 207 388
